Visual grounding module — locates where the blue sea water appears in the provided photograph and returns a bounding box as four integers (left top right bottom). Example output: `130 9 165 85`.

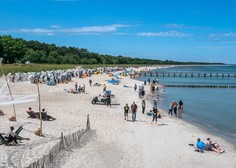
138 65 236 145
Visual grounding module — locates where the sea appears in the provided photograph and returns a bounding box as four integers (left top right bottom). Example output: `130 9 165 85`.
137 65 236 145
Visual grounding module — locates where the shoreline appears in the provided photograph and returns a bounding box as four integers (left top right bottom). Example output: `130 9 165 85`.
134 66 236 148
0 67 236 168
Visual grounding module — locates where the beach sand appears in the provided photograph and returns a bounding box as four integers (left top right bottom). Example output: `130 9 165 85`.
0 68 236 168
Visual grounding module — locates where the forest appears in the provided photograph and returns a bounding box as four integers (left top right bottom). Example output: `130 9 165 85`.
0 35 218 65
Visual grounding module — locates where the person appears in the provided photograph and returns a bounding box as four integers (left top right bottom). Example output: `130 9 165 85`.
82 84 86 93
153 99 157 110
124 103 130 120
42 108 56 121
151 84 155 96
93 82 101 86
75 82 78 93
103 84 106 93
78 85 81 93
152 108 158 124
131 102 138 122
141 100 146 114
205 138 225 154
27 107 34 113
106 94 111 107
211 143 225 154
204 137 213 151
168 102 173 115
172 101 178 117
178 100 183 110
195 138 205 152
5 126 17 145
89 79 92 86
0 110 5 116
134 84 137 91
141 86 145 99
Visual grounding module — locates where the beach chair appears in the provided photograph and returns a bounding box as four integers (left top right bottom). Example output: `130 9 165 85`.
35 112 55 121
0 133 10 146
15 126 23 135
27 111 37 118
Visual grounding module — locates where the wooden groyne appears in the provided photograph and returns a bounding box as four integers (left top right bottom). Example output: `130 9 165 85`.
135 71 236 78
164 85 236 88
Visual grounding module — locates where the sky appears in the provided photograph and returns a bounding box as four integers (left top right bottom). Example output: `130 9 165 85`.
0 0 236 64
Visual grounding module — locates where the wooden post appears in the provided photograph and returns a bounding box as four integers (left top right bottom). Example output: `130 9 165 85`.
37 78 42 136
60 132 65 150
87 114 90 130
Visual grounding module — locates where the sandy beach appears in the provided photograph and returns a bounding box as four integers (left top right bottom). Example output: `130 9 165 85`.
0 67 236 168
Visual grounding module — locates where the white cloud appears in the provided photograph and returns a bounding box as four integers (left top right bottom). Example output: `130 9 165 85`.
209 32 236 42
137 31 190 37
163 23 211 30
19 28 55 33
60 24 127 33
163 23 197 29
0 24 130 35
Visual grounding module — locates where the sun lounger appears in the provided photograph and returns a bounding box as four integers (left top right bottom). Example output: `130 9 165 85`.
27 111 37 118
0 133 9 145
15 126 23 135
35 112 56 121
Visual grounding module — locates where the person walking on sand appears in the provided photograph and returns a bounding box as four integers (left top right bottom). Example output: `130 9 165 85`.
131 102 138 122
152 108 158 124
89 79 92 86
134 84 137 91
103 84 106 93
124 103 130 120
142 99 146 114
153 99 157 110
75 82 78 93
106 94 111 107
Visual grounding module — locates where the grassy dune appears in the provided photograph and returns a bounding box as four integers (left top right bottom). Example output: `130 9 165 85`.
0 64 77 76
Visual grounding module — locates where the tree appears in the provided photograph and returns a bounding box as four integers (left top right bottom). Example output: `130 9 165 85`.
0 35 26 63
0 40 3 58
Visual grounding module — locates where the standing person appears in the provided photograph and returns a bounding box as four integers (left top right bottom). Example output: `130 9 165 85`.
106 94 111 107
141 100 146 114
178 100 183 110
75 82 78 93
168 102 173 116
5 126 17 145
124 103 130 120
89 79 92 86
131 102 138 122
152 108 158 124
103 84 106 93
177 100 183 118
153 99 157 110
151 84 155 96
173 101 178 117
82 84 86 93
141 85 145 99
134 84 137 91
